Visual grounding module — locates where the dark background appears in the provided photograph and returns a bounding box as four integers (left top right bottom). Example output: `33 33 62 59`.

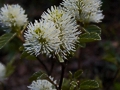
0 0 120 90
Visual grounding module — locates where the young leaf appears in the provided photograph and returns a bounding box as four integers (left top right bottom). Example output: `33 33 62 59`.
80 80 99 89
79 32 101 43
29 71 44 82
0 33 16 49
74 70 83 79
85 25 101 35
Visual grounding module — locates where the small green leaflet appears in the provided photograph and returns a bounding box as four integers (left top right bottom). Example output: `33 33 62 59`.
0 33 16 49
79 32 101 43
85 25 101 35
80 80 99 89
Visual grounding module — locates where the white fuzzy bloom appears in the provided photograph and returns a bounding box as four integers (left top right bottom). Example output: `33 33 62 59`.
0 4 27 27
0 63 6 81
61 0 104 23
23 19 61 57
41 6 80 59
28 80 56 90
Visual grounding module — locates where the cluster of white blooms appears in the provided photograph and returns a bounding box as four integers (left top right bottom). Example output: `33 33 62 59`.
41 6 80 59
0 63 6 81
0 4 27 27
61 0 104 23
28 80 56 90
24 6 80 59
23 20 61 57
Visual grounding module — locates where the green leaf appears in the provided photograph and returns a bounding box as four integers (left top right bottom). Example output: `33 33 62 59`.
78 43 86 48
79 32 101 43
74 70 83 79
29 71 44 82
0 33 16 49
80 80 99 89
21 51 36 60
38 73 48 79
62 78 71 90
70 81 78 90
85 25 101 34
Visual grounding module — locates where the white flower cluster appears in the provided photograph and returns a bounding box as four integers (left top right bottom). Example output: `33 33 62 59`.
61 0 104 23
24 6 80 59
24 20 60 57
0 63 6 81
41 6 80 59
28 80 56 90
23 0 104 60
0 4 27 27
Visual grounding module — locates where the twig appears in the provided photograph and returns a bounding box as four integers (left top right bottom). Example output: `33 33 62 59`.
36 57 50 75
59 62 66 90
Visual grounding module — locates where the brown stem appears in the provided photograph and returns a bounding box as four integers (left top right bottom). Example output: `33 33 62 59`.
59 63 66 90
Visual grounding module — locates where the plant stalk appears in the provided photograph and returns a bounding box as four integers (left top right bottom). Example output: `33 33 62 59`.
59 63 66 90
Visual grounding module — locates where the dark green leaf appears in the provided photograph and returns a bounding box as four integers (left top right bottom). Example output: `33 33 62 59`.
0 33 16 49
80 80 99 89
78 43 86 48
79 32 101 43
62 78 71 90
74 70 83 79
85 25 101 34
21 51 36 60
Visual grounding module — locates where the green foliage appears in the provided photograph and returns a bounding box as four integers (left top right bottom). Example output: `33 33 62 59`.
0 33 16 49
74 70 83 79
29 71 47 82
70 81 79 90
62 79 71 90
80 80 99 90
79 32 101 43
21 51 36 60
85 25 101 35
79 25 101 43
62 70 99 90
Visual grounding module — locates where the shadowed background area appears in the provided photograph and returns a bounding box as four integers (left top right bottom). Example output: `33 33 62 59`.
0 0 120 90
